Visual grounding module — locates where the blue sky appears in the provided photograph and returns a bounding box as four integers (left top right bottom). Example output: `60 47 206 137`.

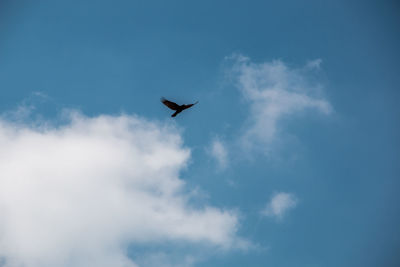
0 1 399 266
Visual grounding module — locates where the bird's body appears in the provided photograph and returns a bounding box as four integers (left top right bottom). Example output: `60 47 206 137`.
161 98 198 117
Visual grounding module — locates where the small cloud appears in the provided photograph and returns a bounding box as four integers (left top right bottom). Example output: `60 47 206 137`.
261 192 298 220
305 58 323 69
209 138 228 170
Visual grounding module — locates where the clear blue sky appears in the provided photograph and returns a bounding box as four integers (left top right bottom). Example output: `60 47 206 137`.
0 1 399 266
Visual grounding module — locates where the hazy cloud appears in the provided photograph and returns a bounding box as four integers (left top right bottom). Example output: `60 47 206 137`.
305 58 323 69
261 192 298 220
209 138 228 170
229 54 332 153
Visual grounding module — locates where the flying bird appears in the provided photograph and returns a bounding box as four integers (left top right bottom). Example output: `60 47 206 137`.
161 97 198 117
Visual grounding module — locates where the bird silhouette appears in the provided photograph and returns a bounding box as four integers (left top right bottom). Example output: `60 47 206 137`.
161 97 198 117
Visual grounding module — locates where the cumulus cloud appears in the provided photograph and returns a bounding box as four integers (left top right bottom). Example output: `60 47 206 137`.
209 138 228 170
0 112 242 267
229 54 332 153
261 192 298 220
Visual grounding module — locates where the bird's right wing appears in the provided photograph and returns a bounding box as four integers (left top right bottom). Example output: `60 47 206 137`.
161 98 180 110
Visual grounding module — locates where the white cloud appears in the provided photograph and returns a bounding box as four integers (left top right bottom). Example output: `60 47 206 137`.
229 55 332 153
261 192 298 220
0 112 242 267
209 138 228 170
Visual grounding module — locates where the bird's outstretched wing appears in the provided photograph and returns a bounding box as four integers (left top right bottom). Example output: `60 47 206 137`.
161 98 180 110
182 101 198 110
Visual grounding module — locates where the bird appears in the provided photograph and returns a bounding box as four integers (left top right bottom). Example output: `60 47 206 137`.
161 97 198 117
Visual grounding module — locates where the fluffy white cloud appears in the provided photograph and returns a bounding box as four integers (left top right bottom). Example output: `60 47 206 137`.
209 138 228 170
261 192 298 220
230 55 332 153
0 112 241 267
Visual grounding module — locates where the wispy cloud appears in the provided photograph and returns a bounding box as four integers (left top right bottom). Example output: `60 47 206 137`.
209 138 228 170
1 91 53 123
228 54 332 154
261 192 298 220
0 111 244 267
305 58 323 70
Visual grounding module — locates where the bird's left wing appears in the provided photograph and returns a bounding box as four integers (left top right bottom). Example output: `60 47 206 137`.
161 97 180 110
